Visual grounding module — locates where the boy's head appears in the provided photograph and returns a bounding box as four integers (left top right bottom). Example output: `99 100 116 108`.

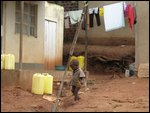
70 59 79 71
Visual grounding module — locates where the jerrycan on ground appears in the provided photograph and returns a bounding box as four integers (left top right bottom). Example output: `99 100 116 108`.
42 73 53 94
69 56 77 71
1 54 5 69
11 54 15 69
32 73 45 95
4 54 15 70
77 56 85 70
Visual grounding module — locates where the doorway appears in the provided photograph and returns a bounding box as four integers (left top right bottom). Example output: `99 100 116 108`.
44 20 57 70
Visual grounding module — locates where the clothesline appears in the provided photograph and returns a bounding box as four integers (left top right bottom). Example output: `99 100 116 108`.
64 2 137 32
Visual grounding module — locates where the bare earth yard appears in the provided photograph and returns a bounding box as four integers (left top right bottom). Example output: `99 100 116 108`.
1 74 149 112
1 43 149 112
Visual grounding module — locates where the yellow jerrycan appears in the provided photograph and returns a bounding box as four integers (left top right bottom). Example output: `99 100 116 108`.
43 73 53 94
4 54 11 69
10 54 15 69
4 54 15 70
31 73 45 95
1 54 5 69
77 56 85 70
69 56 77 71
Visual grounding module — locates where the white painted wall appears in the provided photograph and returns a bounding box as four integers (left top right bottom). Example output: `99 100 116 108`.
3 1 64 67
3 1 45 63
45 2 64 66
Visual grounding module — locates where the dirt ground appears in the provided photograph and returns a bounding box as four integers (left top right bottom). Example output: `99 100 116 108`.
1 86 53 112
58 74 149 112
1 74 149 112
1 42 149 112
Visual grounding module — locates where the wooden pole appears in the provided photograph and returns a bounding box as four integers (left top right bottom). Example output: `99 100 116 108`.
84 1 88 87
19 1 24 70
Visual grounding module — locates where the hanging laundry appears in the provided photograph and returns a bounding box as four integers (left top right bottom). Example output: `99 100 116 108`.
64 18 70 29
64 12 70 29
103 2 125 32
82 13 90 30
126 4 135 29
123 2 127 11
123 2 128 17
133 6 137 25
82 16 86 30
64 12 69 18
68 10 83 25
89 7 101 27
99 7 104 16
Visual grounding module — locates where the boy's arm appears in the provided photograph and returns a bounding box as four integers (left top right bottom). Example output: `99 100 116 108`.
79 68 86 78
79 77 84 85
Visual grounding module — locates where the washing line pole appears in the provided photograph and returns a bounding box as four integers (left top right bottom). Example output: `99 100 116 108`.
51 2 87 112
84 1 88 87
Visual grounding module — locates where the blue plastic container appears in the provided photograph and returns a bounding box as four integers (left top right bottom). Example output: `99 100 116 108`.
55 65 66 71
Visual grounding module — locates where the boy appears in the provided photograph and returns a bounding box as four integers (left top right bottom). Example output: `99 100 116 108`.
69 59 85 103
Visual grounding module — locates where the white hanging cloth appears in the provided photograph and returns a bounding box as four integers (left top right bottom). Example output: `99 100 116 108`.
103 2 125 32
68 10 83 25
64 12 69 18
89 7 99 14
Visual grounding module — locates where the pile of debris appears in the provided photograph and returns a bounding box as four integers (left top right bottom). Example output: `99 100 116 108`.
88 54 134 74
63 44 135 74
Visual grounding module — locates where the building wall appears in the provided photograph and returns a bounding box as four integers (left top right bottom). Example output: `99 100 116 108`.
2 1 64 69
45 2 64 66
3 1 45 64
49 1 79 42
135 1 149 68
